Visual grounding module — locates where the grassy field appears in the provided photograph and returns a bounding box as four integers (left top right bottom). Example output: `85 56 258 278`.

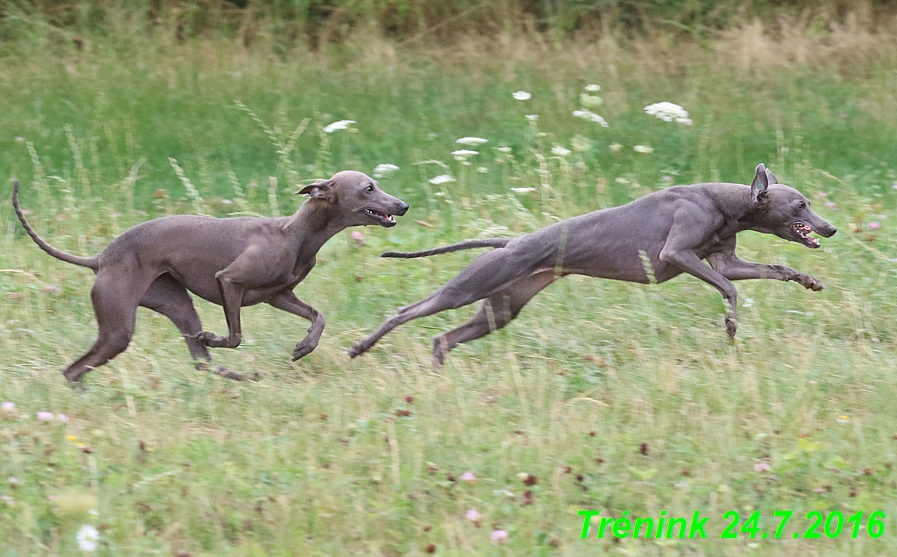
1 18 897 556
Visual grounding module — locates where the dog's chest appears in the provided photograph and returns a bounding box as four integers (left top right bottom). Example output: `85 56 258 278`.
289 257 316 284
695 231 732 258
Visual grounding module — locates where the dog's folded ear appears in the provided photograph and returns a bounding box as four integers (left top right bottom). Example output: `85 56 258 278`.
751 163 770 204
296 179 334 200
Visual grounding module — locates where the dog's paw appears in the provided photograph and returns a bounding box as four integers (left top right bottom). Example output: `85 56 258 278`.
725 314 738 337
195 331 241 348
63 371 87 390
431 352 446 372
348 342 366 358
432 336 449 367
194 331 221 346
291 340 317 361
797 274 824 291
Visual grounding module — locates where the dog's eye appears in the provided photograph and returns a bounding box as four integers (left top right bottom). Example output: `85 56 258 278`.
365 185 374 193
797 201 806 210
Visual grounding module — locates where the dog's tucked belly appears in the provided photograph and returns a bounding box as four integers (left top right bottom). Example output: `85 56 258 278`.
165 272 297 307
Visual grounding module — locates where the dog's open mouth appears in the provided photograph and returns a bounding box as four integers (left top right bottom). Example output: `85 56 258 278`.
792 222 820 248
365 208 397 227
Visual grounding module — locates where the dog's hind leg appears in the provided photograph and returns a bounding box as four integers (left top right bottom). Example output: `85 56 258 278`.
63 267 153 383
349 246 546 358
139 274 210 362
432 270 557 365
139 274 257 381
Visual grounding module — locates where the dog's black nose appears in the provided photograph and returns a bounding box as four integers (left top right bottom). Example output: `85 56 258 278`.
396 201 409 216
826 224 837 237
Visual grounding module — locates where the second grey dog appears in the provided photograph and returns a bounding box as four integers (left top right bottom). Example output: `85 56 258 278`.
13 170 408 382
350 164 835 364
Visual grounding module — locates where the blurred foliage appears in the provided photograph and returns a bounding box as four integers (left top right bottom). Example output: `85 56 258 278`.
2 0 897 51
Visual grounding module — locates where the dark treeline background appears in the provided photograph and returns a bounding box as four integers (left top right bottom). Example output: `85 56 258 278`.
3 0 896 52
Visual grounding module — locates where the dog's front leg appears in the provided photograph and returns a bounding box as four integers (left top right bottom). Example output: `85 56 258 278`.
194 271 244 349
659 213 740 336
706 252 824 291
267 291 326 360
662 248 740 336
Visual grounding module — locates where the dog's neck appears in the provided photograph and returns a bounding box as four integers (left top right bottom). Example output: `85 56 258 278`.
283 199 350 255
711 185 769 235
737 193 777 234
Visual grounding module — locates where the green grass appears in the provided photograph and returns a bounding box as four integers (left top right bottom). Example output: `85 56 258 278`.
1 26 897 556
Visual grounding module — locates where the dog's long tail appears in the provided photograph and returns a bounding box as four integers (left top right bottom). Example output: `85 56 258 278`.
381 238 511 259
12 181 99 270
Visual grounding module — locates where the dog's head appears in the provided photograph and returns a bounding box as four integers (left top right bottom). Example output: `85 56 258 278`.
296 170 408 228
749 163 837 249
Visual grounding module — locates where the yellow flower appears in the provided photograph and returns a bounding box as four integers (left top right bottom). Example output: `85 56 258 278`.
66 435 78 442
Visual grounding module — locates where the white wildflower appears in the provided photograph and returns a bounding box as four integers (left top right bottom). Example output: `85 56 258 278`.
579 93 603 108
323 120 355 133
452 149 479 159
76 524 99 552
372 163 399 178
511 187 537 194
590 113 609 127
525 114 539 121
512 91 531 101
634 144 654 154
584 84 602 92
572 109 609 127
570 135 591 152
456 137 489 146
550 145 571 157
644 102 693 125
609 142 623 153
429 174 455 185
496 146 513 154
